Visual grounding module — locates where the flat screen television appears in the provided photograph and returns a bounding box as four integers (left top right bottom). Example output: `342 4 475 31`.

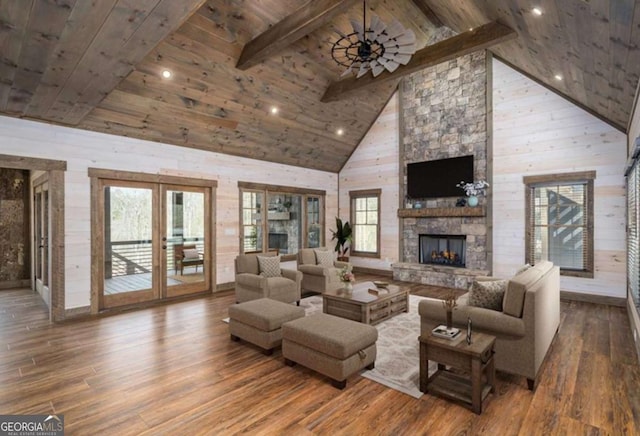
407 155 474 198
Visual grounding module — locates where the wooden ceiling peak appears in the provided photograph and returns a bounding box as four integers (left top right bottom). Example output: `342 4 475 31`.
321 20 517 102
236 0 361 70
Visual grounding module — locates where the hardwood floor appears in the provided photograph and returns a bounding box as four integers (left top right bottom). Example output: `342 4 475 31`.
0 278 638 435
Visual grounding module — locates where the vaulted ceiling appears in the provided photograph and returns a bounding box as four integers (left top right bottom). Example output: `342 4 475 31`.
0 0 638 173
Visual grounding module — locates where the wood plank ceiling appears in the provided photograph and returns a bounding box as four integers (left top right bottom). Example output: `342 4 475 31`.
0 0 638 172
421 0 640 132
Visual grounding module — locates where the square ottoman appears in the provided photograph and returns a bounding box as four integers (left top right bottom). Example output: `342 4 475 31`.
229 298 305 355
282 313 378 389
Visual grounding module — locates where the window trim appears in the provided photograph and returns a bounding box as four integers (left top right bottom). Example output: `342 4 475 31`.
349 188 381 258
524 171 595 278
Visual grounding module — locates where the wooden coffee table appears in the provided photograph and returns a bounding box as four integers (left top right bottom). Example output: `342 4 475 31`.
419 331 496 414
322 281 409 325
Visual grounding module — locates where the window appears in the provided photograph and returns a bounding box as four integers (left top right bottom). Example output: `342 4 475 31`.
524 172 594 278
241 191 263 252
350 189 381 257
239 182 325 259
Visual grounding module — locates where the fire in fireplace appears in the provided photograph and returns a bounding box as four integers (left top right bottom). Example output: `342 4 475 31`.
419 234 466 267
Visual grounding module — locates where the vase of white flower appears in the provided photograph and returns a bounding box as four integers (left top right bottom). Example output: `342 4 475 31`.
456 180 489 207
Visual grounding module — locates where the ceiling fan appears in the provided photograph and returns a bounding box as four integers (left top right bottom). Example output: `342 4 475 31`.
330 1 417 78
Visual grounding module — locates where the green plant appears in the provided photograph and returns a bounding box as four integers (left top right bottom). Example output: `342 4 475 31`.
331 217 352 257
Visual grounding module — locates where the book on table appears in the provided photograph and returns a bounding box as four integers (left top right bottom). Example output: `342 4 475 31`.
432 324 461 340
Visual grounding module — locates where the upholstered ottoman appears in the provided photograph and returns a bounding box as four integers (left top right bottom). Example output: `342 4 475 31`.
281 313 378 389
229 298 305 355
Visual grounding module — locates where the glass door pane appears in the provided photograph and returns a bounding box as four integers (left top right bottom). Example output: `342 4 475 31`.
242 191 264 252
306 196 322 248
102 183 157 307
165 187 209 297
267 193 302 255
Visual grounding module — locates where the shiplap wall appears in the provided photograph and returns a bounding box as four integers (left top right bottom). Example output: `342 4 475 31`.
338 93 400 271
0 115 337 309
492 59 627 297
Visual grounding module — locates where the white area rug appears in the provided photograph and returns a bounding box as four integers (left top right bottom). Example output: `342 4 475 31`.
225 295 434 398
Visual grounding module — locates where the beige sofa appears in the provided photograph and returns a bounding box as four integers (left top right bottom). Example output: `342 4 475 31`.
234 252 302 304
418 261 560 390
297 247 350 294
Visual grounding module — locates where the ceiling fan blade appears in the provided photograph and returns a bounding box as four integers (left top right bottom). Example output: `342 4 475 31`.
356 62 370 78
384 20 406 40
390 53 412 65
395 30 416 46
393 45 416 55
334 27 349 39
371 61 385 77
383 59 400 73
350 18 364 41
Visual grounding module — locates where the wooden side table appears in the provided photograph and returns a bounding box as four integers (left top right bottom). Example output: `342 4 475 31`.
419 331 496 414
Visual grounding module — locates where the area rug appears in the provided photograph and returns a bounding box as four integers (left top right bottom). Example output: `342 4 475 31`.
224 295 434 398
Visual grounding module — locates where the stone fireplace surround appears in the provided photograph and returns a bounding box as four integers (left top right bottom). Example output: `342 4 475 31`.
392 31 490 290
393 208 489 289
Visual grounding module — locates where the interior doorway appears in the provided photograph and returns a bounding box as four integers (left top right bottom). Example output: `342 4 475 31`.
0 154 66 321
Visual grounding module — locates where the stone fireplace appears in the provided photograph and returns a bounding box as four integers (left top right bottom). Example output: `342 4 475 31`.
392 28 491 290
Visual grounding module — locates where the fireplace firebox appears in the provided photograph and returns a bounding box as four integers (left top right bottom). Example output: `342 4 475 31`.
419 234 466 267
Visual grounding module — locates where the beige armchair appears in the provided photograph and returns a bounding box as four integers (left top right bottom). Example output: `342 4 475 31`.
418 261 560 390
234 251 302 304
297 247 350 294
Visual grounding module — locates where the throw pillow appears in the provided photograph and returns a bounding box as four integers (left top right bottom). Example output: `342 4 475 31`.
468 279 508 311
314 249 334 267
257 255 281 278
183 248 200 259
516 264 532 275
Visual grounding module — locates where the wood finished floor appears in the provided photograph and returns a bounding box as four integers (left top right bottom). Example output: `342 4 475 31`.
1 277 639 435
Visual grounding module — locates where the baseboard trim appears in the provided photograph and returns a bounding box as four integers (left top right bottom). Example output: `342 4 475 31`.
352 266 393 278
0 279 31 290
64 306 91 319
216 282 235 292
560 290 626 307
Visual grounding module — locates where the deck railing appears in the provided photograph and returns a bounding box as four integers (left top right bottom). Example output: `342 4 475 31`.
106 237 204 278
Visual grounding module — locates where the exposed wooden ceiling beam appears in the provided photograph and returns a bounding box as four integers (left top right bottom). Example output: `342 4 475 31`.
236 0 361 70
321 21 517 102
411 0 444 27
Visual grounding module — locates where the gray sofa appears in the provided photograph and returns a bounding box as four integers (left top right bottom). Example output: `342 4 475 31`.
297 247 350 294
418 261 560 390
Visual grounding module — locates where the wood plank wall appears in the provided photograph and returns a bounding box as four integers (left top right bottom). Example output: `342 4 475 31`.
338 93 400 271
0 115 337 310
492 58 627 298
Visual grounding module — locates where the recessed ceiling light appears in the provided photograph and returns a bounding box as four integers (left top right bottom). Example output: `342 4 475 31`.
554 74 563 81
469 27 474 32
336 128 345 136
161 69 172 79
532 7 543 16
270 106 279 115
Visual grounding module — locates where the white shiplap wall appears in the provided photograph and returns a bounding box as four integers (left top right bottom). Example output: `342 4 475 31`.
0 115 337 309
492 59 627 297
338 93 400 271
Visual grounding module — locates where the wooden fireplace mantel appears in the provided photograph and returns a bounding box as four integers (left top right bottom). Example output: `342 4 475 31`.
397 207 486 218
